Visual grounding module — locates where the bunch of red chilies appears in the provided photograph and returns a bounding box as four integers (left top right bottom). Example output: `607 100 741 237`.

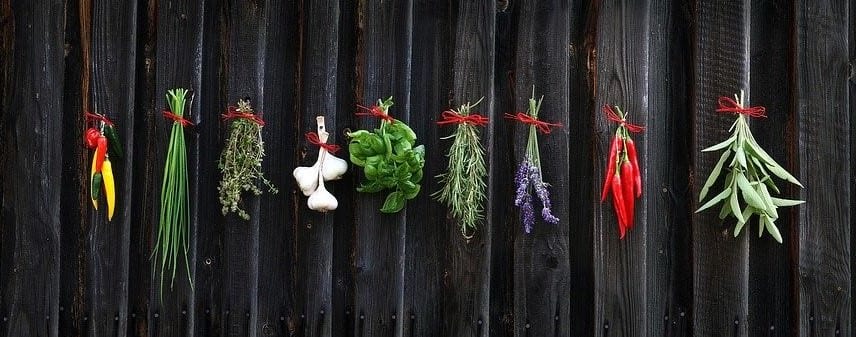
600 105 644 238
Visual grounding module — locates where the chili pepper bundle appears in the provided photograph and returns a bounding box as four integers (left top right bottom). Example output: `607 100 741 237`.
347 97 425 213
600 105 643 239
508 89 562 233
218 99 277 220
83 112 120 221
154 88 193 292
433 98 488 239
696 91 803 243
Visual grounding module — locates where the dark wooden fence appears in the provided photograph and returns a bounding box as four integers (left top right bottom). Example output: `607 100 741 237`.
0 0 853 336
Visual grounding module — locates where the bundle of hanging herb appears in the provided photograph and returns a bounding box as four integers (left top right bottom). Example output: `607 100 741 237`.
218 99 277 220
433 98 488 239
696 91 803 243
154 88 193 292
507 89 563 233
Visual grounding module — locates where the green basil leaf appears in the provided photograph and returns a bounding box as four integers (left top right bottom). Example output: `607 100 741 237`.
400 181 420 199
696 187 731 213
380 191 406 213
700 150 731 201
770 197 804 207
702 133 737 152
357 181 384 193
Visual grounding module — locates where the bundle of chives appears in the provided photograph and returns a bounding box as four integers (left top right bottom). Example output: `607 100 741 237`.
154 88 193 293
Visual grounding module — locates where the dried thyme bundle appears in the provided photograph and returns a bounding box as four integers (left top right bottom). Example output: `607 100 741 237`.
434 98 488 239
218 99 277 220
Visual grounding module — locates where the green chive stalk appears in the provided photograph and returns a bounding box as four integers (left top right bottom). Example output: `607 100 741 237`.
154 88 193 293
434 98 488 239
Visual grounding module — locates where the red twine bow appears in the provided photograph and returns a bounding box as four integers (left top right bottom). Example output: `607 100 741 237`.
162 110 194 127
222 106 265 126
84 112 115 127
603 105 644 133
305 132 341 154
355 105 395 123
503 112 563 134
716 96 766 118
436 110 489 126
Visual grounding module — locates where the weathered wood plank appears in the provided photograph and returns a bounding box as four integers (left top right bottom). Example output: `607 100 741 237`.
692 0 751 336
0 0 66 336
402 0 453 336
795 1 852 336
748 0 794 335
592 1 650 336
255 0 298 336
293 0 340 336
86 0 138 335
646 0 693 336
512 1 571 336
150 0 207 335
352 0 412 336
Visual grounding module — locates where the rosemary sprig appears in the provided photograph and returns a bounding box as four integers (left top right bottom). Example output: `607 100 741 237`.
154 88 193 294
218 99 277 220
434 98 488 239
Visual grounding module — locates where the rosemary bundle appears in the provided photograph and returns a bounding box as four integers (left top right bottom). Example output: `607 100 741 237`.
434 98 488 239
218 99 277 220
155 88 193 292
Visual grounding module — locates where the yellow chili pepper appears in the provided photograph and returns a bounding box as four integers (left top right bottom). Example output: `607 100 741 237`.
91 151 99 209
102 158 115 221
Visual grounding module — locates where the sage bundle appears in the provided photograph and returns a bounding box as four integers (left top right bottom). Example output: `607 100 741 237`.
218 99 277 220
155 88 193 291
434 98 488 239
696 91 804 243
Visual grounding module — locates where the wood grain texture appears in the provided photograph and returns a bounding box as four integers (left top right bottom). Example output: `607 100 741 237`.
255 0 298 336
748 0 795 335
150 0 207 335
87 0 138 335
0 1 65 336
646 1 693 336
795 1 852 336
692 0 751 336
352 0 412 336
293 0 340 335
512 1 571 336
592 1 650 336
402 0 452 336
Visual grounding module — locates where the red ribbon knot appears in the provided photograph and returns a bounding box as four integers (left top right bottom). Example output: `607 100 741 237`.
602 105 644 133
305 132 341 154
162 110 194 127
356 105 395 123
84 112 115 126
222 106 265 126
436 110 489 126
503 112 563 134
716 96 766 118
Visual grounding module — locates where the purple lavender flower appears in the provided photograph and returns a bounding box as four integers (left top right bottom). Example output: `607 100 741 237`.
514 160 536 232
519 193 535 234
529 166 560 224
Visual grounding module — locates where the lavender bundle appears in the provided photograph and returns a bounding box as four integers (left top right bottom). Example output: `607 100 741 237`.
508 90 562 233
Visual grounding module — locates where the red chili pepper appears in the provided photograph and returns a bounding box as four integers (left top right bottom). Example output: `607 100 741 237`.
621 160 635 230
94 136 108 172
626 138 641 197
84 128 101 149
611 172 626 238
601 136 621 202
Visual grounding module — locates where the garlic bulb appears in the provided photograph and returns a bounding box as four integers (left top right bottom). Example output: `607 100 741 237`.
307 178 338 212
292 163 319 196
320 150 348 181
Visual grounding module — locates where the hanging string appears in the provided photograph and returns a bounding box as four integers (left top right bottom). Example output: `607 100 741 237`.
221 106 265 126
355 104 395 123
162 110 194 127
305 132 341 154
503 112 563 134
602 105 644 133
716 96 767 118
436 110 489 126
84 112 114 127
